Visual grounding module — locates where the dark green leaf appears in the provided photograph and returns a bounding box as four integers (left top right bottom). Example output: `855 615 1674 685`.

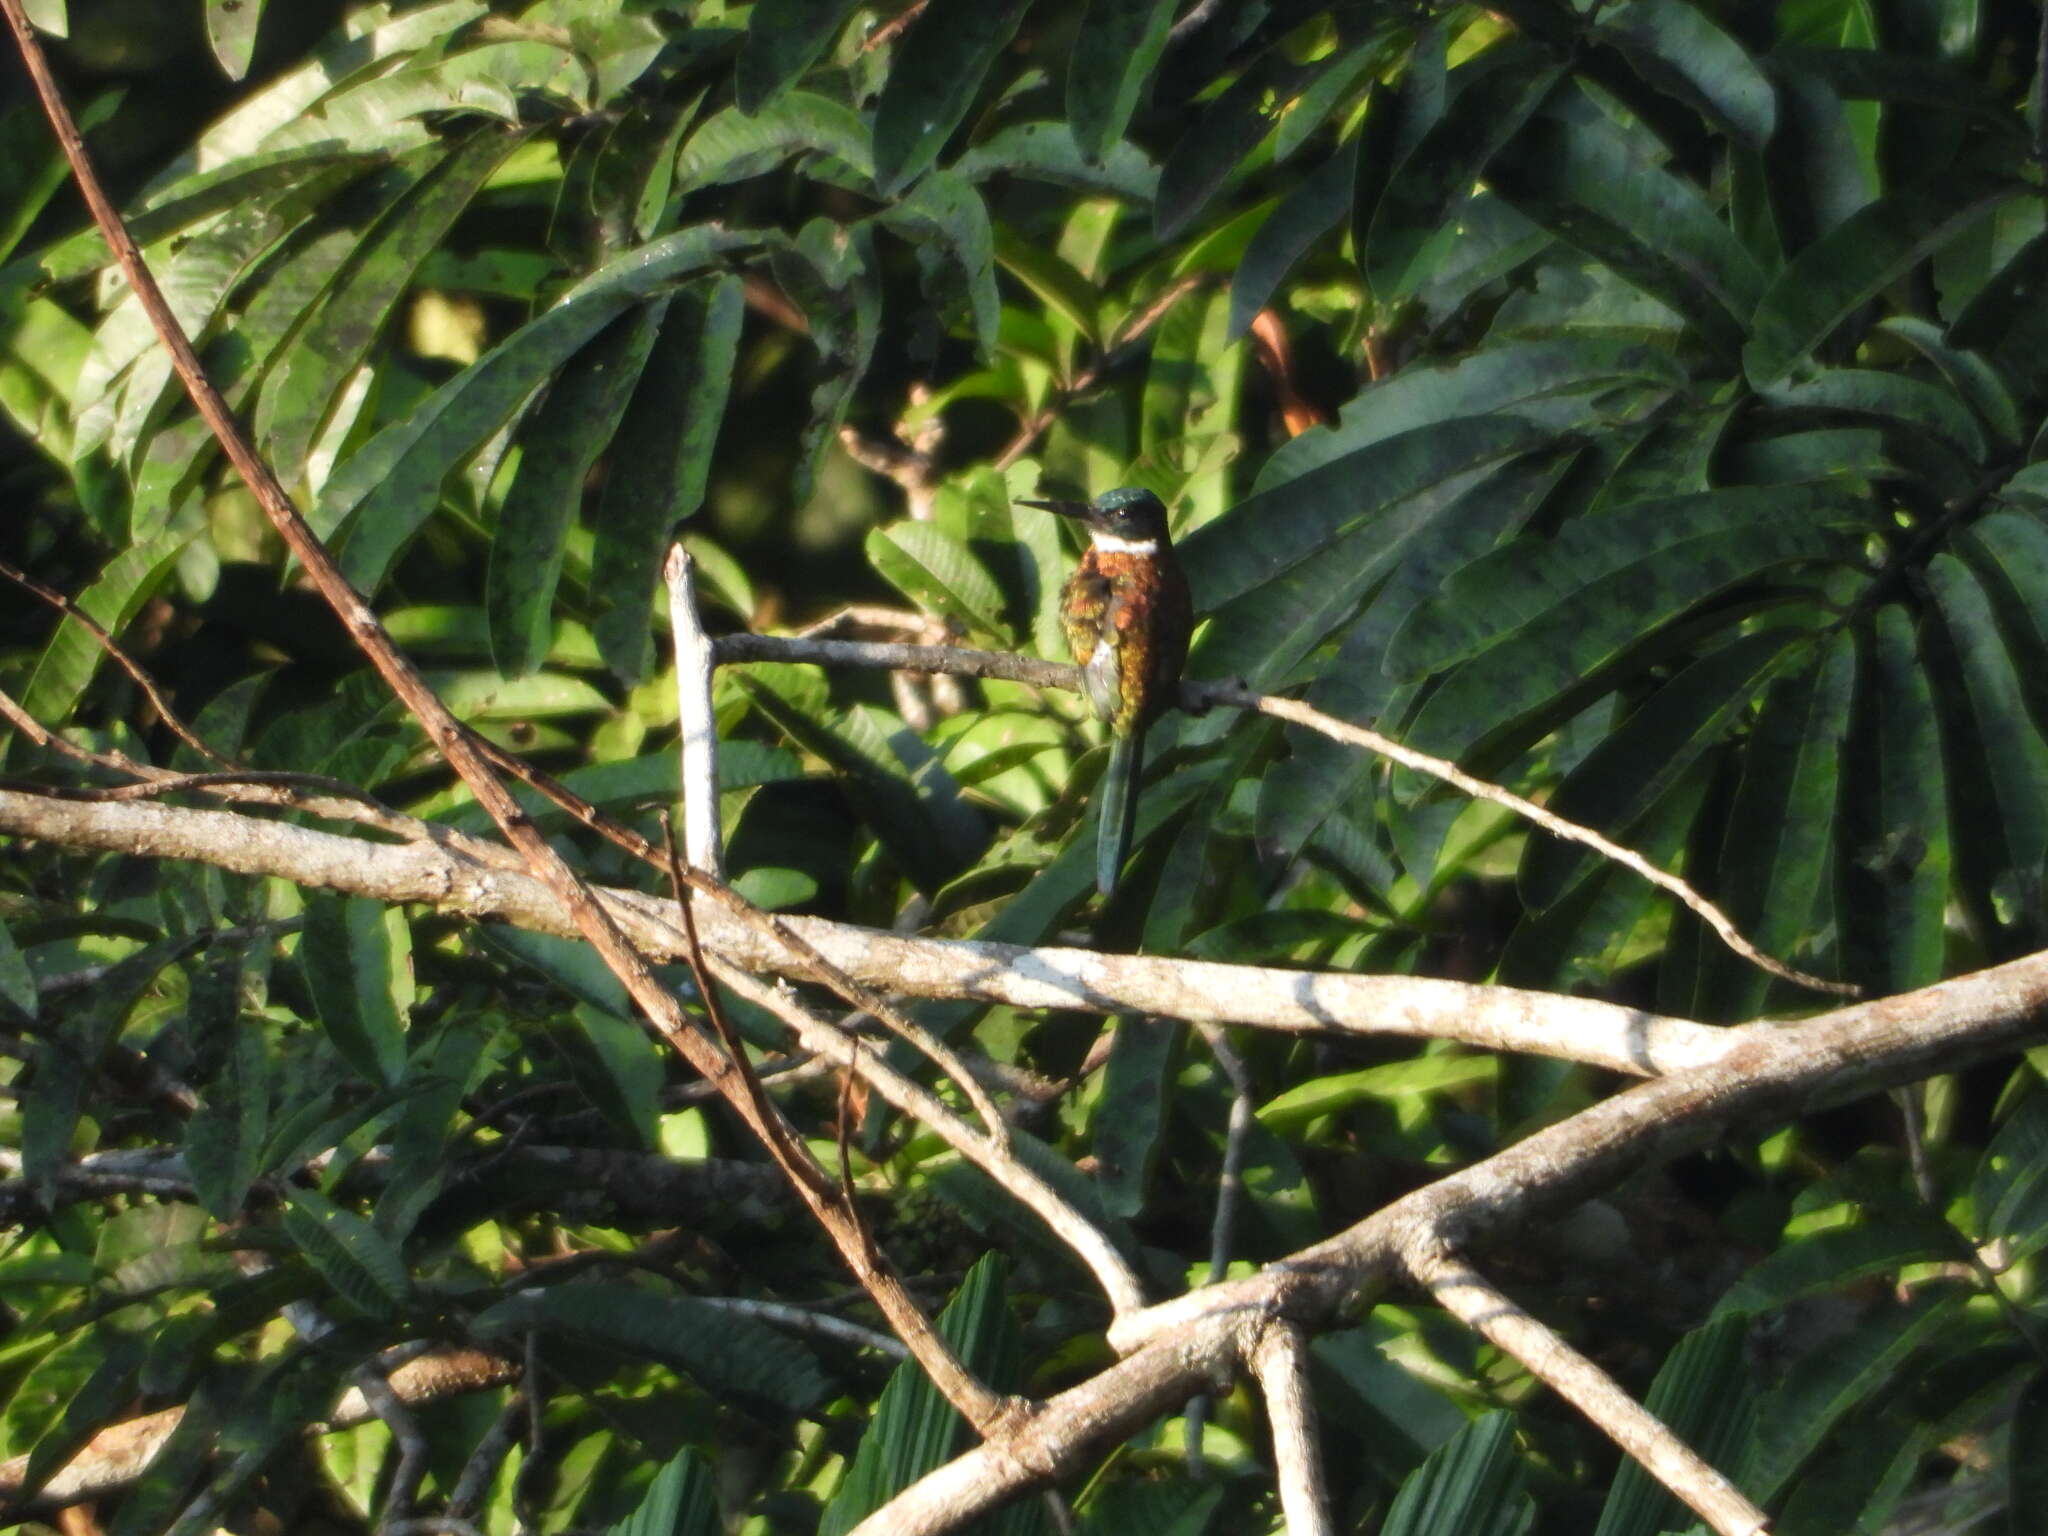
1593 1316 1753 1536
1713 1218 1957 1316
820 1253 1019 1534
1068 0 1177 162
283 1186 411 1319
606 1446 721 1536
18 532 191 727
737 0 863 115
488 302 664 677
184 1023 270 1220
1365 51 1563 302
589 273 745 681
1380 1410 1534 1536
2011 1367 2048 1534
1154 52 1299 241
1745 179 2018 384
0 918 36 1021
323 225 763 593
300 895 410 1088
871 0 1033 195
678 92 873 188
1093 1016 1177 1218
1230 137 1357 339
1591 0 1776 148
474 1283 831 1413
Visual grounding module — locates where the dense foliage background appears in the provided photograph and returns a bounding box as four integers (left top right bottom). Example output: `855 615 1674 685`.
10 0 2048 1531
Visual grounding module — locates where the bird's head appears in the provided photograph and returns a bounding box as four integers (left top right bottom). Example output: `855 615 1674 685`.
1017 486 1170 552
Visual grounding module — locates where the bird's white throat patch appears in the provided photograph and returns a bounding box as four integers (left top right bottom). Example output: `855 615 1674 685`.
1090 531 1158 555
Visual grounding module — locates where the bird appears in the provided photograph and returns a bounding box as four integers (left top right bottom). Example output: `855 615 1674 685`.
1017 486 1193 897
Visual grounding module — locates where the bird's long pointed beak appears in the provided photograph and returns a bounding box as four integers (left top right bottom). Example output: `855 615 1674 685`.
1017 497 1091 521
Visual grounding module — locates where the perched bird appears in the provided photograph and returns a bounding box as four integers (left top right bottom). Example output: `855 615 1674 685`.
1018 487 1193 896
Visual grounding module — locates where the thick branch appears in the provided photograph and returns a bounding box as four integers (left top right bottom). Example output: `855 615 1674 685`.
0 789 1726 1079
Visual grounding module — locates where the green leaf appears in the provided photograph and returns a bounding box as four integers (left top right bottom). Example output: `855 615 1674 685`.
953 122 1158 200
606 1447 721 1536
1745 179 2017 385
2011 1367 2048 1534
1255 336 1684 494
205 0 270 81
263 128 528 481
1748 1294 1964 1503
866 521 1010 640
283 1186 411 1320
184 1024 271 1221
1274 37 1385 162
474 1283 830 1413
769 218 880 504
562 1003 662 1151
880 170 1002 359
1877 316 2023 447
995 226 1101 343
18 531 192 728
821 1253 1019 1534
1591 0 1777 149
322 224 763 593
1713 1218 1957 1316
1756 366 1988 462
1258 1053 1495 1135
489 302 665 678
588 272 746 681
871 0 1033 195
1837 607 1950 995
737 0 863 115
1229 137 1357 339
1154 52 1297 241
1487 88 1769 357
1927 554 2048 881
1521 629 1807 910
1364 51 1563 303
1593 1316 1754 1536
301 895 411 1088
1695 631 1856 1020
1181 415 1555 611
1389 484 1851 679
1380 1411 1534 1536
1068 0 1177 163
677 93 873 188
1974 1093 2048 1261
0 918 37 1021
1093 1016 1178 1218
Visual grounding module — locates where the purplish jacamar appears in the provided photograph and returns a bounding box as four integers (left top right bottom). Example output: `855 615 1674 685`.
1018 487 1193 897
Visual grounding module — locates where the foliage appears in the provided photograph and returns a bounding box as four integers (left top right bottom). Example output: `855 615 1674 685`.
6 0 2048 1532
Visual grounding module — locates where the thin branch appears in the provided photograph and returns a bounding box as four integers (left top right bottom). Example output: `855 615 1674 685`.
0 556 225 765
1184 1019 1254 1474
706 959 1147 1316
446 1394 524 1521
1247 1324 1332 1536
1407 1245 1767 1536
665 544 724 879
711 631 1856 998
660 816 1010 1430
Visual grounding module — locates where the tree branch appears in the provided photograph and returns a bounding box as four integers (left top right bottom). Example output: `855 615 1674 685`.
0 786 1728 1078
709 632 1855 998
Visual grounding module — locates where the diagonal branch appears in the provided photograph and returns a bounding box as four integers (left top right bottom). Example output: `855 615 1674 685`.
708 632 1855 998
1405 1244 1766 1536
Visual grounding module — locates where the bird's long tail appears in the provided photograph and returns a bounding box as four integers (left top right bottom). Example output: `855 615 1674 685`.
1097 728 1144 897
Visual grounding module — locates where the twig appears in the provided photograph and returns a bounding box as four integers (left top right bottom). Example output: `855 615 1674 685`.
705 959 1147 1316
1247 1324 1332 1536
861 0 929 53
992 276 1208 470
698 1295 910 1359
711 630 1856 998
665 545 724 878
658 816 1011 1430
1406 1244 1767 1536
446 1394 524 1521
1184 1018 1254 1474
350 1362 430 1531
0 555 226 765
